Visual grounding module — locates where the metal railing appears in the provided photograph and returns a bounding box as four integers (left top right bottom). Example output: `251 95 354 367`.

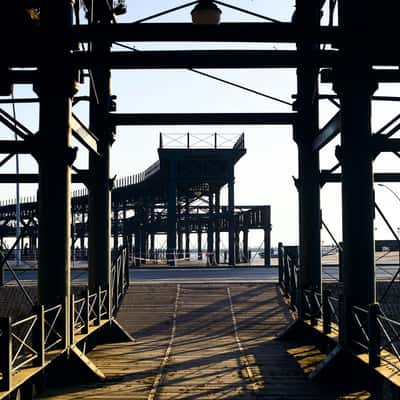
159 132 244 149
111 247 129 315
279 242 400 375
0 246 130 392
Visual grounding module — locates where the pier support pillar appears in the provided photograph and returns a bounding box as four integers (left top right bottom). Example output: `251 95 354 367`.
88 3 113 309
235 232 240 264
207 190 214 265
263 206 271 267
215 189 221 265
243 230 249 263
113 209 119 254
167 161 177 266
228 167 235 266
184 199 190 260
333 69 377 348
38 0 77 349
197 230 202 260
293 0 322 318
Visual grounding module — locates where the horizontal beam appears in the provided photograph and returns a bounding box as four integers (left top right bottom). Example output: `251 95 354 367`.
0 141 32 154
71 114 99 154
110 113 297 126
72 50 337 70
373 137 400 152
321 171 400 183
321 69 400 83
313 111 341 151
74 23 337 44
0 174 86 184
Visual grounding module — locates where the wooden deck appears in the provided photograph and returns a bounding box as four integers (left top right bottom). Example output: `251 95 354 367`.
38 283 371 399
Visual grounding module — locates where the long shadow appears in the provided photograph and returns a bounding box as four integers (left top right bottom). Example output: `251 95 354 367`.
38 283 372 399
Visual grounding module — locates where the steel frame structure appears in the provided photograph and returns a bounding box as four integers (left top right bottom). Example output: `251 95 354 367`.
1 0 400 392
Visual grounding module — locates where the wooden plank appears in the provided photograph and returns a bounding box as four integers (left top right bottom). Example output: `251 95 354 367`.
37 283 371 400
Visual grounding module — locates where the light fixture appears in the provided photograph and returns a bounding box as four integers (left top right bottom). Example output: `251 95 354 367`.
191 0 222 25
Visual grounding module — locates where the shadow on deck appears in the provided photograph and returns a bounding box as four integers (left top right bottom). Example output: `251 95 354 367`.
37 283 371 399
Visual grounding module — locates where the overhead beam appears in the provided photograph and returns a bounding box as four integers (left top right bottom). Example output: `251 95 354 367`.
0 174 86 184
110 113 297 126
313 111 341 151
73 22 337 44
0 141 32 154
320 171 400 184
71 113 99 154
373 137 400 152
72 50 338 70
322 68 400 83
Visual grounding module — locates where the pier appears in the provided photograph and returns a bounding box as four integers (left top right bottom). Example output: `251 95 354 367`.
2 0 400 399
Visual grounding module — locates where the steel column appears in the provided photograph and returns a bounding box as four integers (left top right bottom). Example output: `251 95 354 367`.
263 207 271 267
167 161 177 266
333 70 377 348
228 165 235 266
113 209 119 253
235 232 240 264
197 230 202 260
334 0 378 348
37 1 76 352
215 189 221 264
88 9 113 296
243 230 249 263
294 0 322 317
207 190 214 265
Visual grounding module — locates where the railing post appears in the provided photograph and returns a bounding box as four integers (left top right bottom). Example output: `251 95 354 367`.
0 317 11 391
33 305 45 367
323 289 332 334
214 132 217 148
368 302 381 368
278 242 284 287
96 286 101 325
83 289 90 334
70 294 75 344
125 248 130 291
187 132 190 149
289 258 297 309
283 250 290 295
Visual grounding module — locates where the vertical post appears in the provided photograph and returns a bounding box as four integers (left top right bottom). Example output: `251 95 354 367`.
262 206 271 267
235 232 240 264
215 189 220 265
207 190 214 265
70 294 75 344
83 289 89 334
0 317 11 391
197 230 202 261
278 242 284 286
228 163 235 266
243 230 249 263
332 0 378 349
113 208 119 255
33 305 45 367
184 198 190 260
293 0 322 320
38 0 77 353
338 242 344 283
167 161 177 266
88 1 113 323
333 72 377 348
289 258 297 309
322 289 332 334
368 303 381 368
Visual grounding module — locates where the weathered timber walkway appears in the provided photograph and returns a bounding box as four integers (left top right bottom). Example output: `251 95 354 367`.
39 283 370 399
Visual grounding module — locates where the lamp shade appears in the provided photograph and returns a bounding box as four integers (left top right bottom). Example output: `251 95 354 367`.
191 0 222 25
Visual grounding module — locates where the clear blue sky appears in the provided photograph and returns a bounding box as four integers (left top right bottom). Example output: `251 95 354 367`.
2 1 400 248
